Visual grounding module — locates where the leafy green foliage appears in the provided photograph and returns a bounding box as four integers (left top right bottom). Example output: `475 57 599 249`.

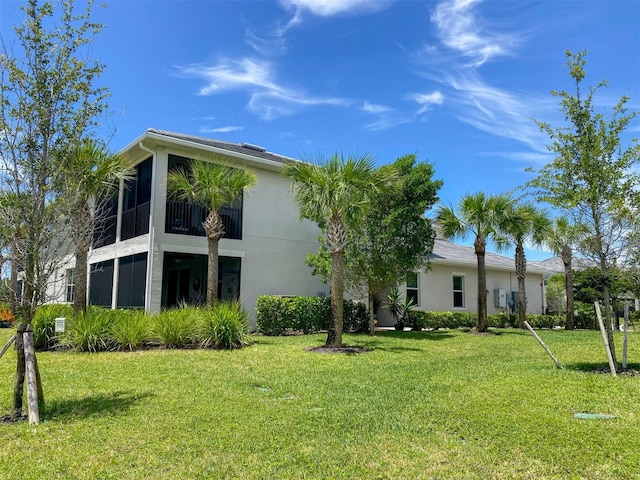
59 306 115 352
108 309 151 351
32 304 74 350
151 307 199 349
200 302 251 349
256 296 367 335
409 311 564 330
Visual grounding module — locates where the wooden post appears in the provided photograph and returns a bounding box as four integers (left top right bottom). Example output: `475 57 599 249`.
23 330 39 425
0 335 16 359
13 323 26 420
623 303 629 371
595 301 617 377
523 321 563 369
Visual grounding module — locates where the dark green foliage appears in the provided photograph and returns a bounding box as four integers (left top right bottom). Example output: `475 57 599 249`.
59 306 116 352
409 311 564 330
108 309 151 351
152 307 199 349
200 302 251 349
256 296 367 335
32 303 73 350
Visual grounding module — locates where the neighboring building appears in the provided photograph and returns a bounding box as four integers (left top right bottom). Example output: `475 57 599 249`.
377 238 557 327
48 129 328 326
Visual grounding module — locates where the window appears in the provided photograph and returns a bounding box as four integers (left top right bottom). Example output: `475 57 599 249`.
121 157 152 240
453 275 465 308
406 272 419 306
165 155 243 239
65 269 75 303
117 253 147 308
89 260 114 307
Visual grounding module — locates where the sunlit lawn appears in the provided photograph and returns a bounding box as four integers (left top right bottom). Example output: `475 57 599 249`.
0 327 638 479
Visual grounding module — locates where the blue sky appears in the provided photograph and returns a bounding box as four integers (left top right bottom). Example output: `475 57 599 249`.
1 0 639 259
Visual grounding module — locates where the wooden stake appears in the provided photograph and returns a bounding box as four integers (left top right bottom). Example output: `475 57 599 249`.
23 331 40 425
0 335 16 359
523 321 563 369
595 301 617 377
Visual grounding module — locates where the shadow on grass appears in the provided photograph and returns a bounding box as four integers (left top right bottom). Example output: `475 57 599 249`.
44 390 155 421
374 330 456 341
565 362 640 374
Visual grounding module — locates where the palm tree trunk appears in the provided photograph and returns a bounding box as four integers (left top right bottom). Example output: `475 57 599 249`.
475 235 488 333
203 211 225 307
516 244 527 329
562 246 574 330
328 250 344 347
73 237 89 314
368 288 375 336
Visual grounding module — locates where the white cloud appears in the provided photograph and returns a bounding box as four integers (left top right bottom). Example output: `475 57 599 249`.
200 126 244 134
407 91 444 114
175 57 349 120
362 100 392 114
278 0 393 17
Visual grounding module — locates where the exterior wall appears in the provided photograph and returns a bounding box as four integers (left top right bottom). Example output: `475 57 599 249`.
376 262 546 327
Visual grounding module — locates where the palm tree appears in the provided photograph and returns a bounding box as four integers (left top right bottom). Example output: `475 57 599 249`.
435 192 514 333
545 217 588 330
283 153 394 347
59 139 131 314
167 160 257 306
496 203 551 328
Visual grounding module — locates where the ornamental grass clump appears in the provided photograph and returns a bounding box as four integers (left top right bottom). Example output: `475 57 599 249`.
152 306 199 348
32 303 74 350
200 301 250 349
108 309 152 351
60 306 114 352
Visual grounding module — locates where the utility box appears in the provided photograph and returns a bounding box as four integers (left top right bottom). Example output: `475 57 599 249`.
494 288 506 308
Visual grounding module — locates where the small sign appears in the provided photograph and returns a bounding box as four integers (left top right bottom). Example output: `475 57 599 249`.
55 317 66 333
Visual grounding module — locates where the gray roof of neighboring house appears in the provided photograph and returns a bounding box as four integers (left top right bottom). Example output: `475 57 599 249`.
125 128 299 166
431 238 556 274
533 255 596 273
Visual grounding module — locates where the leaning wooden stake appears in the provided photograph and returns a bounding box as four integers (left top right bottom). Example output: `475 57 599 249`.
23 331 40 425
523 321 563 369
594 301 617 378
0 335 16 359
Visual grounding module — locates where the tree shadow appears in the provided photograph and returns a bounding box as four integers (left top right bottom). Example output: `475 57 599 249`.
565 362 640 375
374 330 455 341
44 390 155 421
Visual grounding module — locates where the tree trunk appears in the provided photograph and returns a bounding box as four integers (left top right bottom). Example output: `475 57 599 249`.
475 235 488 333
516 244 527 329
9 244 19 316
562 246 574 330
603 282 617 366
368 288 375 336
203 211 225 307
328 251 345 347
12 323 26 420
73 236 89 314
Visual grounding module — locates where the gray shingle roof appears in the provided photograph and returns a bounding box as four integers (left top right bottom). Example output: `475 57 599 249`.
145 128 298 165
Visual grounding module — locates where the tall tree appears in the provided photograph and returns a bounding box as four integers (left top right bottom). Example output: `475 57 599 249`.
496 202 550 328
0 0 109 419
56 139 131 313
306 154 442 335
544 216 588 330
435 192 514 333
167 159 257 306
527 50 640 367
283 153 394 347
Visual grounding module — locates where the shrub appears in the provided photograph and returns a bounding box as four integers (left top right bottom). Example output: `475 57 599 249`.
60 306 114 352
108 309 152 351
32 304 74 350
407 311 562 330
200 302 250 349
344 301 368 333
152 306 199 348
0 307 15 327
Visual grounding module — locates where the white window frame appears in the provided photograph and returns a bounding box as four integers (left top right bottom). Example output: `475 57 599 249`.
452 273 465 309
406 272 419 306
65 268 75 303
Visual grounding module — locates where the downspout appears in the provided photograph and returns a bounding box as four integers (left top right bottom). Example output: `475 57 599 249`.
139 141 157 312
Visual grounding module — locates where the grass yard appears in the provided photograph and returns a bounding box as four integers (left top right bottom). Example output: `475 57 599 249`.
0 327 638 479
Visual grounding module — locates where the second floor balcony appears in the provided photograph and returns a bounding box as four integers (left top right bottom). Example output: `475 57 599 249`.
165 200 242 240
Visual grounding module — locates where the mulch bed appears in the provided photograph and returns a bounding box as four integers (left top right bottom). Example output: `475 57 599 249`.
306 346 371 354
589 366 640 376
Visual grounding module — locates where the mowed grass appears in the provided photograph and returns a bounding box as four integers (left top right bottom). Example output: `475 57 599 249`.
0 327 639 479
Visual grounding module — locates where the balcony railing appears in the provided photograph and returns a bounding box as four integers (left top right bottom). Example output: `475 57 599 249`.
165 200 242 239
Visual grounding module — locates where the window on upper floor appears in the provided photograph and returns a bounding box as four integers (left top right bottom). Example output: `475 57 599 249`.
406 272 419 306
165 154 243 240
121 157 152 241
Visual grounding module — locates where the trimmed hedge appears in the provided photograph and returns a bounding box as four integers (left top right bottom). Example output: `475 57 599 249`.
256 296 368 335
409 311 565 330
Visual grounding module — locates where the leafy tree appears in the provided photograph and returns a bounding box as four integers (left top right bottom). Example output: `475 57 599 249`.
167 159 257 306
496 202 550 328
283 153 394 347
306 154 442 334
544 217 588 329
527 50 640 366
0 0 108 419
56 139 131 313
545 273 567 315
435 192 514 332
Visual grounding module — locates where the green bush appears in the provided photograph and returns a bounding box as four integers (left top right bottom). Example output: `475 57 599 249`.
32 304 73 350
60 306 114 352
256 296 367 336
108 309 151 351
152 306 199 348
407 311 562 330
200 302 250 349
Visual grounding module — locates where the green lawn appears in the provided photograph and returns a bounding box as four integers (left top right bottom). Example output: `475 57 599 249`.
0 327 638 479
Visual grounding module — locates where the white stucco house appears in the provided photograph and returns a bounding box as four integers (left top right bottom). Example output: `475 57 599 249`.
376 237 557 327
48 128 328 325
